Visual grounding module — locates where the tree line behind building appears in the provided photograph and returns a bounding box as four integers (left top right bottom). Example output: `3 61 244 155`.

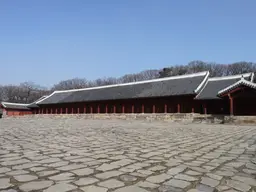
1 61 255 103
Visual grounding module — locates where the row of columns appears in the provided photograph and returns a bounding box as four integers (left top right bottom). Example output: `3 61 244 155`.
37 103 189 114
202 94 234 116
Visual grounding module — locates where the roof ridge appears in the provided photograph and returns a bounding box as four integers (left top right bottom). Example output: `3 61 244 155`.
208 72 252 81
54 71 208 93
194 79 210 99
194 71 210 93
1 102 29 106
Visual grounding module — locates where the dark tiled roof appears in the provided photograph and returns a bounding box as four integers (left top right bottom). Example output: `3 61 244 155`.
27 96 48 108
27 103 39 108
1 96 48 110
38 71 209 105
1 102 30 110
218 79 256 96
196 73 253 100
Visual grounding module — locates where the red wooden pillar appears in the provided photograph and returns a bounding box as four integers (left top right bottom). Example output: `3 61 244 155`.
164 104 167 113
90 106 93 114
84 106 86 113
66 107 68 114
228 94 234 115
192 106 195 113
152 105 156 113
50 108 53 114
71 107 74 114
122 105 125 113
41 108 44 114
77 107 80 114
204 104 207 115
46 108 48 114
60 108 62 114
132 105 134 113
97 105 100 113
177 103 180 113
105 105 108 113
55 108 58 114
113 105 116 113
142 104 144 113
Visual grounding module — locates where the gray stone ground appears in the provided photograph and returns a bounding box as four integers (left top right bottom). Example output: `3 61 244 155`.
0 117 256 192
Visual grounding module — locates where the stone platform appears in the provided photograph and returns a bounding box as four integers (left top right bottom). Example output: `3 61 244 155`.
0 117 256 191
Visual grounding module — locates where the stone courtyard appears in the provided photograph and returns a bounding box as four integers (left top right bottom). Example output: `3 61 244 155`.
0 117 256 192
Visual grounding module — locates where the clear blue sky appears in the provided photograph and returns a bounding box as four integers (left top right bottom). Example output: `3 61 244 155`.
1 0 255 87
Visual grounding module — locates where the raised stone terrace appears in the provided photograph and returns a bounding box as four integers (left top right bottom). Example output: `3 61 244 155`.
0 117 256 192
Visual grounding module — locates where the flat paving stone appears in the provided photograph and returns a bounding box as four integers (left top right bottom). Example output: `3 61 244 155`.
19 180 54 191
48 172 74 181
148 165 166 171
146 173 172 184
0 189 17 192
167 166 186 175
226 179 251 192
6 170 29 176
30 167 47 171
206 173 223 181
74 177 99 186
71 168 94 176
196 184 215 192
98 179 125 189
13 174 38 182
0 178 12 189
215 170 234 177
95 170 123 179
185 170 202 176
1 159 30 166
0 168 11 174
37 158 61 164
43 183 77 192
56 164 85 171
136 181 159 188
232 175 256 186
81 185 108 192
96 163 120 171
174 174 198 181
113 185 149 192
120 175 137 182
158 185 184 192
37 170 60 177
164 179 191 189
200 177 219 187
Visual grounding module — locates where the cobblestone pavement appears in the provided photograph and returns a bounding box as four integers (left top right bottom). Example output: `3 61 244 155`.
0 117 256 192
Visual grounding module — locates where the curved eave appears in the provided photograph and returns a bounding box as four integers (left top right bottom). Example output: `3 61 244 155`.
218 79 256 96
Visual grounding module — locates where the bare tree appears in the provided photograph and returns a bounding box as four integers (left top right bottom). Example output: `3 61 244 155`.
0 85 4 101
137 69 160 80
20 82 37 103
227 62 255 75
187 60 210 73
52 78 88 91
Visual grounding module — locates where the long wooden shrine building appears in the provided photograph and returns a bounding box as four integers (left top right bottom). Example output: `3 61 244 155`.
1 71 255 116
